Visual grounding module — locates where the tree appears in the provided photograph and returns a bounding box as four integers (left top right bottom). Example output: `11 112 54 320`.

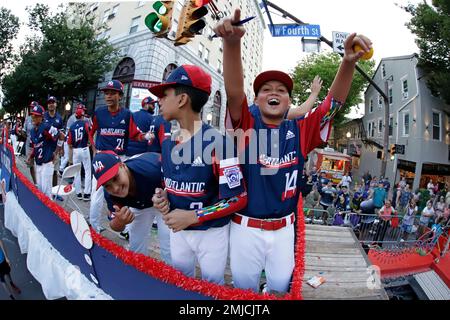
2 3 119 114
403 0 450 104
291 52 375 127
0 7 20 82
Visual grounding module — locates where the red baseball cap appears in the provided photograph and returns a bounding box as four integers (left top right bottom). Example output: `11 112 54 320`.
253 70 293 96
149 65 211 98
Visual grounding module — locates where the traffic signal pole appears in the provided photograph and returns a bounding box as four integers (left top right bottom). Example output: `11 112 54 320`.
264 0 391 178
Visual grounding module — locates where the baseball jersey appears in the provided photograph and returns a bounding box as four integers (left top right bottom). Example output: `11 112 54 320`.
29 122 59 165
67 119 91 149
226 94 343 219
90 106 144 155
126 109 157 156
155 122 246 231
104 152 163 212
44 112 63 152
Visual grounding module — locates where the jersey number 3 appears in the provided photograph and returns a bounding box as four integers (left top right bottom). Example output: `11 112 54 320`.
282 170 298 201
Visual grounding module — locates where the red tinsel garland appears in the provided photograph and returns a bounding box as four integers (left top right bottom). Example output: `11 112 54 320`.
12 164 288 300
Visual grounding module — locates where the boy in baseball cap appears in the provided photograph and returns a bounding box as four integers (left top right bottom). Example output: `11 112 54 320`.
26 104 60 198
149 65 247 284
215 8 372 293
91 151 171 261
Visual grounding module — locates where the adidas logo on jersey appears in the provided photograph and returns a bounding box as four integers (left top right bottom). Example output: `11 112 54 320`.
192 156 205 167
286 130 295 140
120 120 126 124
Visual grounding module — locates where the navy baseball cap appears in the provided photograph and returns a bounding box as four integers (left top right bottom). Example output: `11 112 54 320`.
100 80 124 94
253 70 293 96
149 65 212 98
47 96 57 102
29 101 39 108
141 96 156 107
30 105 45 117
92 151 122 190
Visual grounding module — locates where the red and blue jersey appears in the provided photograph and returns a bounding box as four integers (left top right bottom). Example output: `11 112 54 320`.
44 112 63 152
29 122 59 165
67 119 91 149
104 152 163 211
90 106 144 155
226 94 343 219
147 115 171 153
126 109 157 156
156 122 246 231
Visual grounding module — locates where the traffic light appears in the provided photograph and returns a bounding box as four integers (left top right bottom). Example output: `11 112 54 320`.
145 1 173 38
175 0 209 46
389 144 396 160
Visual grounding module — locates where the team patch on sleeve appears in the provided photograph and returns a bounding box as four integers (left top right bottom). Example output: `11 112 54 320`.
219 157 242 189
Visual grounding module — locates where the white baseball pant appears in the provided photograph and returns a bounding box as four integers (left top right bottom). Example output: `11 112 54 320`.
36 161 54 198
230 216 295 293
89 176 104 231
59 141 70 171
169 223 230 285
72 147 92 195
10 134 17 153
127 207 171 265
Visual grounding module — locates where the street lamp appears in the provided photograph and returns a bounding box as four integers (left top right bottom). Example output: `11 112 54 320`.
206 113 212 126
346 132 351 155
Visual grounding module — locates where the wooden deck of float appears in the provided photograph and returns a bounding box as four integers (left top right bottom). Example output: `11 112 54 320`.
302 224 388 300
16 156 388 300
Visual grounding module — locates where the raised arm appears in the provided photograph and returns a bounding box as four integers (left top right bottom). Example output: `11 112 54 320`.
329 33 372 102
214 9 246 123
287 75 322 120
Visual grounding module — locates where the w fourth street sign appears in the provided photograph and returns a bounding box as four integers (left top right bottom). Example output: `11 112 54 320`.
269 24 321 37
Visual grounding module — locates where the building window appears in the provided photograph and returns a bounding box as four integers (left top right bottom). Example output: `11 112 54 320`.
212 91 222 128
111 4 119 17
162 63 178 82
129 16 140 34
389 116 393 136
388 87 393 105
198 43 204 58
402 78 408 99
378 119 383 134
369 99 373 113
217 59 222 74
204 48 210 63
403 113 410 136
378 94 383 108
381 64 386 78
432 111 441 140
102 9 110 23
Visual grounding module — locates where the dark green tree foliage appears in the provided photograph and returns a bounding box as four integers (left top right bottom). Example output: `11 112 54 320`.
291 52 375 127
0 7 20 81
404 0 450 104
2 3 118 113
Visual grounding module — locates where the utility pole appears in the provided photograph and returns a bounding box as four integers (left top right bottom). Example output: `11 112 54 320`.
380 80 390 178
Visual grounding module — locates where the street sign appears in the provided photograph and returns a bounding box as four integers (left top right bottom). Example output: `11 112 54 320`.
269 24 321 37
332 31 350 54
395 144 405 155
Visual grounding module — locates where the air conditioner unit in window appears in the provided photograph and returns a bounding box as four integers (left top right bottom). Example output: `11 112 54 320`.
108 13 115 20
402 92 408 99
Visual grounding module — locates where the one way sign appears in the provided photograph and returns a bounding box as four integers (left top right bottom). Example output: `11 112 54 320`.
332 31 350 54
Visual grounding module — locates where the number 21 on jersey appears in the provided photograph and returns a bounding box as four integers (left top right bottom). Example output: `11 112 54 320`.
282 170 298 201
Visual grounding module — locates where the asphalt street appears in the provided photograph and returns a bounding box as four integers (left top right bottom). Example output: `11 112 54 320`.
0 203 46 300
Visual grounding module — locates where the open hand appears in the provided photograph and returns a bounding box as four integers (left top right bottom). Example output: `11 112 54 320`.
310 75 323 95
